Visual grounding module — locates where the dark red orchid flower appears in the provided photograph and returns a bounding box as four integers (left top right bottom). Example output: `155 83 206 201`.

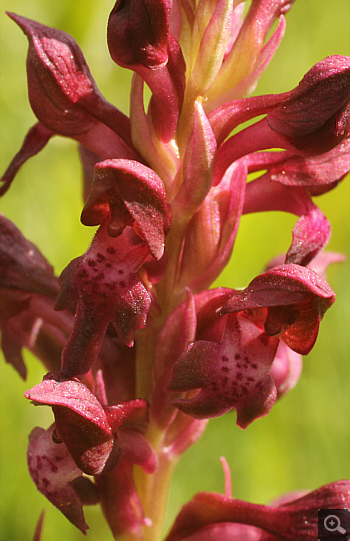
222 264 335 355
165 480 350 541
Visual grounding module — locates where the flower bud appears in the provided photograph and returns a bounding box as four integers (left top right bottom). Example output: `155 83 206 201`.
7 12 132 142
165 481 350 541
8 12 98 136
107 0 170 70
107 0 185 142
267 55 350 155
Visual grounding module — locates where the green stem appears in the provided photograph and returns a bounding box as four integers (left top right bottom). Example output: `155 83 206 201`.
130 149 200 539
134 443 178 541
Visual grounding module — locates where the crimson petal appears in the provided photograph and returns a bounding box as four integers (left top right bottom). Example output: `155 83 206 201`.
222 264 335 355
169 313 278 428
55 223 151 376
27 425 88 534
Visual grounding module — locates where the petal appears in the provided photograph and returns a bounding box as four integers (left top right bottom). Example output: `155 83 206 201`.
222 264 335 355
146 41 186 142
285 205 331 266
104 399 149 433
108 1 185 142
269 341 302 399
169 313 278 428
55 224 151 375
129 74 179 186
208 93 286 146
27 425 88 534
306 251 346 280
8 12 94 134
0 300 29 379
213 57 350 180
0 295 68 379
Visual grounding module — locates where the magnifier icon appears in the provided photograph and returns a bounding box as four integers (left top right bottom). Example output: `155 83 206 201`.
324 514 347 534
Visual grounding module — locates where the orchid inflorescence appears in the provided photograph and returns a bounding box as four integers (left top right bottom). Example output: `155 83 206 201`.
1 0 349 540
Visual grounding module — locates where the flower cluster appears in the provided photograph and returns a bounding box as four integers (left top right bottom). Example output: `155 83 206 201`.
1 0 349 540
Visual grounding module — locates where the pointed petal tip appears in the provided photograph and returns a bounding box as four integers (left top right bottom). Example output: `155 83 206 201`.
6 12 33 32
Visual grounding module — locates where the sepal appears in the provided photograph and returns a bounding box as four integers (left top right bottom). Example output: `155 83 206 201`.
81 159 170 260
27 425 88 534
24 373 151 476
269 138 350 189
0 215 71 378
24 374 118 475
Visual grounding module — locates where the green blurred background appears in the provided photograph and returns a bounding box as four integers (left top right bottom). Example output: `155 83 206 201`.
0 0 349 539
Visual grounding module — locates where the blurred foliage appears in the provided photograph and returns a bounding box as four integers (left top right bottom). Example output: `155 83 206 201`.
0 0 349 540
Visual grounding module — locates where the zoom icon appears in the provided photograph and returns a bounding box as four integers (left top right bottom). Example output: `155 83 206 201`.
318 509 350 540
